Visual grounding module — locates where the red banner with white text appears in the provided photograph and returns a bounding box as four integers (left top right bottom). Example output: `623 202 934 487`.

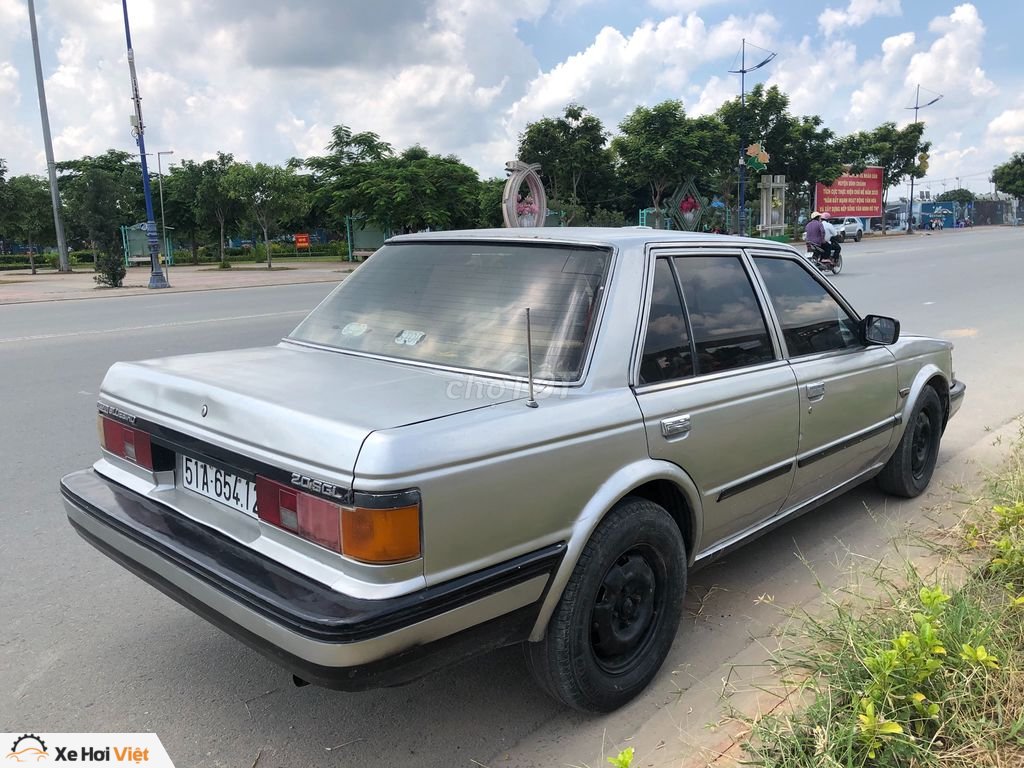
814 166 884 217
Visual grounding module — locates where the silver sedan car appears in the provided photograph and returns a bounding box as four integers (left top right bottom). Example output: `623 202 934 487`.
62 229 964 712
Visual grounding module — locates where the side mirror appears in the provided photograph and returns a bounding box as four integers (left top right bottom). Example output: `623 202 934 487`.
862 314 900 345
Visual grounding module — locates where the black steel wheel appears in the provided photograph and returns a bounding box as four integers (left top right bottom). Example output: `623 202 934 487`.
877 386 943 497
525 497 686 712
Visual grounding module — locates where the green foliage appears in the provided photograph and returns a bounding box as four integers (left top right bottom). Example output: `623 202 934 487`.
607 747 634 768
612 101 734 226
936 188 975 205
57 150 145 255
94 252 126 287
477 178 505 228
217 259 232 269
5 174 57 271
836 122 930 206
518 104 620 224
227 162 310 267
993 153 1024 199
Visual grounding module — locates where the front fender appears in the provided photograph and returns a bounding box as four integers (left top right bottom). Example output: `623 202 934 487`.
528 458 703 642
895 362 949 443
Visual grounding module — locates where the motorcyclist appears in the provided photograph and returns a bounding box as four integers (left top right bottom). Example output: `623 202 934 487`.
805 211 827 262
821 212 841 259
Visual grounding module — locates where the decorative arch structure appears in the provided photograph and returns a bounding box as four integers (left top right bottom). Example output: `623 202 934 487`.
502 160 547 227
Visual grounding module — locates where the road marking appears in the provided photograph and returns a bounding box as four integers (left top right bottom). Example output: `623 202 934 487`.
0 310 307 344
940 328 978 338
923 301 935 305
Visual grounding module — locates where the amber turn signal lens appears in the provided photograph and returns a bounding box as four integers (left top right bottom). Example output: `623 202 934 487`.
342 504 421 564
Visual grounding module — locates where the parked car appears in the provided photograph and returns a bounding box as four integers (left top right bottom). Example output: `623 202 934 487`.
62 229 964 712
837 216 864 241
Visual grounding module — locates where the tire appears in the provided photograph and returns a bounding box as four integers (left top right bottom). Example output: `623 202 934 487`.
854 230 862 242
877 387 943 497
525 497 686 712
831 253 843 274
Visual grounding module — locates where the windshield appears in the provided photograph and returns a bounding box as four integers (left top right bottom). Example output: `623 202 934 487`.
289 241 612 381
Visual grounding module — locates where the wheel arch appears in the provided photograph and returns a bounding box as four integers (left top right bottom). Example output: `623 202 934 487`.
528 459 702 642
897 364 949 440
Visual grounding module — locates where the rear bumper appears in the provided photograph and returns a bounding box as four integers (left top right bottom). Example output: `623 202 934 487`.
61 469 562 690
949 379 966 420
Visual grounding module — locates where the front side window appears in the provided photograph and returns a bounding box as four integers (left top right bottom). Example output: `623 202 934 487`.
754 256 861 357
673 255 775 374
289 242 610 381
639 258 694 384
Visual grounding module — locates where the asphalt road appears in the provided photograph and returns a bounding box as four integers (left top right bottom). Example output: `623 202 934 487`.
2 227 1022 768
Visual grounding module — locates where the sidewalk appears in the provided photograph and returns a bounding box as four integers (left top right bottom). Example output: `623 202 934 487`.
0 260 354 305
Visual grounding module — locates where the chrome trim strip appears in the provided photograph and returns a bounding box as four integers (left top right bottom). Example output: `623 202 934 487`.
716 461 794 503
696 462 884 562
796 416 898 469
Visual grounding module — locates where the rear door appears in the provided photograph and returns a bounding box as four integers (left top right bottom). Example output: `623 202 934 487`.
750 253 898 509
634 250 799 550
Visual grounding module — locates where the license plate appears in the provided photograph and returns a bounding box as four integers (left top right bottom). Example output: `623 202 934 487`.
179 455 258 515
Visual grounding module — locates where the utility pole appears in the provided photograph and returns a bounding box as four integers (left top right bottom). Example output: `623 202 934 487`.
121 0 168 288
27 0 70 272
728 39 775 237
157 149 174 283
904 84 942 234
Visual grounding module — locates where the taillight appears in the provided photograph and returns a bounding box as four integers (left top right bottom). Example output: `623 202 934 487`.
255 476 421 563
98 415 154 469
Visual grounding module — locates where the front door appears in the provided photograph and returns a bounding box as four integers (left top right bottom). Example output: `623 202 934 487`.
751 255 898 509
635 252 799 550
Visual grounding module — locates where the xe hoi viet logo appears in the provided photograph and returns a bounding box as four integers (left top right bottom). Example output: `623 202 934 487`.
4 733 173 765
7 734 48 762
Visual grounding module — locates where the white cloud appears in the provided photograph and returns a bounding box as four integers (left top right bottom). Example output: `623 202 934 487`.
504 12 778 131
819 0 901 37
0 61 19 104
767 36 859 118
906 3 995 99
648 0 726 11
986 106 1024 154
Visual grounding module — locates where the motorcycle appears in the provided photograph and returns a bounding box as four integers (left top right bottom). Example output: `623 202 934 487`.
805 240 843 275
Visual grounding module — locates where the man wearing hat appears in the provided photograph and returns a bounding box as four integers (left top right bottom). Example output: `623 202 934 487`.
805 211 828 261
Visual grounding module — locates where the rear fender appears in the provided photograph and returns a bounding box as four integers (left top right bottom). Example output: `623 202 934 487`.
528 459 702 642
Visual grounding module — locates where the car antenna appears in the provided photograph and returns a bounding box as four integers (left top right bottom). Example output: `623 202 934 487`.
525 308 539 408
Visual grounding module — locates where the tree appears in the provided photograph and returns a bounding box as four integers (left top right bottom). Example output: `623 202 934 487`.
194 152 241 265
936 188 975 205
228 162 310 269
993 153 1024 200
477 178 505 228
305 125 394 232
612 101 734 227
57 150 146 257
518 104 618 224
162 159 209 262
0 159 11 251
837 121 930 214
6 175 56 274
716 86 843 226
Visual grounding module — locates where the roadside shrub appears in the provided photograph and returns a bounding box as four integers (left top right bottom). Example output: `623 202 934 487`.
217 259 232 269
94 252 126 287
70 250 94 264
325 240 349 260
47 252 78 270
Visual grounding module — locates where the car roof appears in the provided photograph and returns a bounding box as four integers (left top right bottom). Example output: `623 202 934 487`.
386 227 794 251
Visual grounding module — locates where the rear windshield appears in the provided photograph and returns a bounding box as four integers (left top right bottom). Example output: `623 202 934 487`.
289 241 612 381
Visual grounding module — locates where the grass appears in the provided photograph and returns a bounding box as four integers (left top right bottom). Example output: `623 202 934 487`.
743 429 1024 768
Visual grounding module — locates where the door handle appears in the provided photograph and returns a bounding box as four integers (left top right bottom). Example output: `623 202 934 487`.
806 381 826 401
661 414 691 438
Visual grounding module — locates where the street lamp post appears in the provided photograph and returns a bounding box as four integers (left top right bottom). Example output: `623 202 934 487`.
121 0 168 288
904 84 943 234
157 149 174 280
728 38 775 236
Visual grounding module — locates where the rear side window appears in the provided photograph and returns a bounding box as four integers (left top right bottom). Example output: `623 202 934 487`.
673 255 775 374
639 258 694 384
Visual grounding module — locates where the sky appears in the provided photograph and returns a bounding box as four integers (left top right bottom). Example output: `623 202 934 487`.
1 0 1023 199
